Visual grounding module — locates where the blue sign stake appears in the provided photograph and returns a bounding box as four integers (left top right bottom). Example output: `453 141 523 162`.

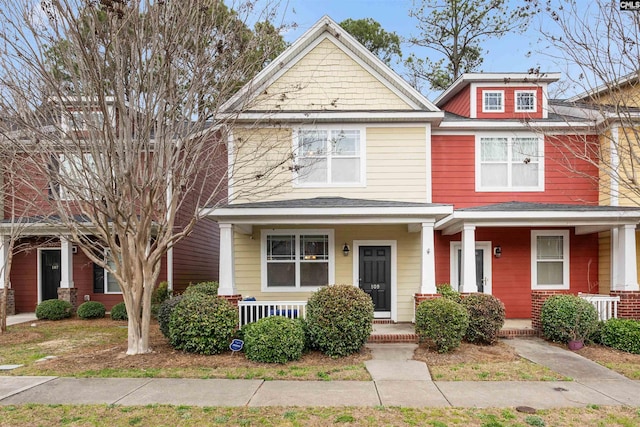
230 339 244 355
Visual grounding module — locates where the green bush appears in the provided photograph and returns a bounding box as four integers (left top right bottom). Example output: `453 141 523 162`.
184 281 219 297
415 297 469 353
110 302 128 321
76 301 106 319
35 299 73 321
244 316 305 363
437 283 462 303
601 318 640 354
157 295 183 338
540 295 599 343
168 293 237 355
151 281 171 318
305 284 374 357
462 293 505 344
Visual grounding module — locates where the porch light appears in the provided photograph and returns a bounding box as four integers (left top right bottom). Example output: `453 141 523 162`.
494 245 502 258
342 243 350 256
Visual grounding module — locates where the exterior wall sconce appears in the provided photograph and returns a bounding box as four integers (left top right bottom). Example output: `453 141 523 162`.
493 245 502 258
342 243 350 256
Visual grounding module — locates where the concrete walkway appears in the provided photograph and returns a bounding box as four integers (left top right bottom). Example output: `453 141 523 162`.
6 313 37 326
1 337 640 408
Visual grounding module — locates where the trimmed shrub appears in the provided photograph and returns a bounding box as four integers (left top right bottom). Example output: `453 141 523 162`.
540 295 599 343
168 293 237 355
158 295 183 338
151 281 171 318
77 301 106 319
601 318 640 354
305 284 374 357
415 297 469 353
437 283 462 303
462 293 505 344
35 299 73 321
110 302 128 321
184 281 219 297
244 316 305 363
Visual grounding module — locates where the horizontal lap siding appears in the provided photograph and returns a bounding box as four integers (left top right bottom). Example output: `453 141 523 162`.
12 250 38 313
440 85 471 117
432 134 599 207
435 228 599 318
475 87 543 119
172 220 219 293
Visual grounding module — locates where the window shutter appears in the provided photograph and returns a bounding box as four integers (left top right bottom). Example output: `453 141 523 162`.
93 262 104 293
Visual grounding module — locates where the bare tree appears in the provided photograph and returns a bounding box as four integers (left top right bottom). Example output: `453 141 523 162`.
0 0 292 353
537 0 640 205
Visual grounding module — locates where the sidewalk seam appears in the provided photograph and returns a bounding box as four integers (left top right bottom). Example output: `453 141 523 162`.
111 378 155 405
0 376 58 402
576 379 635 406
432 382 453 407
372 381 383 406
245 380 266 407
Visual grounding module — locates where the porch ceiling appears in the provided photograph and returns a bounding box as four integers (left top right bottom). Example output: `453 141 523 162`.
435 201 640 236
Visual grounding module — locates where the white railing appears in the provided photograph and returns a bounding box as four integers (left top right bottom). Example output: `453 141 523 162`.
579 293 620 321
238 300 307 328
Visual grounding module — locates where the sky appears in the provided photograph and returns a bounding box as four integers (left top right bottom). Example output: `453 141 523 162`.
272 0 573 98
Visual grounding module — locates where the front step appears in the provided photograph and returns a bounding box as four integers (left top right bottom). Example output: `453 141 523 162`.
368 321 537 343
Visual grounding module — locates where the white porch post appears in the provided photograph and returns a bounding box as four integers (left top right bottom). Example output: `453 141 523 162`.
218 223 236 296
420 221 437 294
0 235 9 289
461 224 478 293
60 237 74 289
613 224 639 291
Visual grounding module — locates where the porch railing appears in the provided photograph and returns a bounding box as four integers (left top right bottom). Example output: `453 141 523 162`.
578 293 620 321
238 300 307 328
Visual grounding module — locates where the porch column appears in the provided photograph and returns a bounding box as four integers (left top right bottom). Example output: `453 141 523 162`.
59 237 74 289
0 235 9 289
613 224 639 291
420 221 437 294
218 223 237 296
461 224 478 293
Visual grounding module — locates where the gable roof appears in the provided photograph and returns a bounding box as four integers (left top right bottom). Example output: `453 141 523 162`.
567 71 640 103
434 72 561 108
220 16 440 116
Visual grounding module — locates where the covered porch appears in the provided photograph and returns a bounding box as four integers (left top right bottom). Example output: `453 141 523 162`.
203 197 453 322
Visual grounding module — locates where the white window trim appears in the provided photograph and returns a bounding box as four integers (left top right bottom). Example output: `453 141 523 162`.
515 90 537 113
482 90 504 113
450 241 492 294
474 132 545 192
104 249 122 294
531 230 570 290
261 229 335 292
292 125 366 188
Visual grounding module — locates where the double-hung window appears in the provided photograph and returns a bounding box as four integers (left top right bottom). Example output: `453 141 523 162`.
262 229 334 291
295 127 364 186
482 90 504 112
66 111 104 131
92 250 121 294
477 134 543 191
531 230 570 289
515 90 537 112
53 153 99 200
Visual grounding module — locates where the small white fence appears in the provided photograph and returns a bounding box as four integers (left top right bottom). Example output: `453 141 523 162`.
578 293 620 321
238 300 307 328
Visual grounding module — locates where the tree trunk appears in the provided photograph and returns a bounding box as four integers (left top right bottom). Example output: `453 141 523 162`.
123 264 161 355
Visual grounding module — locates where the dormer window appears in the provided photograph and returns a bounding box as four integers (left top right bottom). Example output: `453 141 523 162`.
515 90 537 112
482 90 504 112
66 110 104 131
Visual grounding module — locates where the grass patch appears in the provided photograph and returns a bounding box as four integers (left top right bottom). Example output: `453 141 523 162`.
1 405 638 427
428 359 568 382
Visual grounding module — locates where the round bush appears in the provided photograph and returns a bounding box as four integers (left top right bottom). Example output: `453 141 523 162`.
157 295 183 338
305 284 374 357
415 297 469 353
437 283 462 303
35 299 73 321
184 281 219 297
601 318 640 354
77 301 106 319
540 295 599 343
244 316 305 363
168 293 237 355
110 302 128 321
151 281 171 318
462 293 506 344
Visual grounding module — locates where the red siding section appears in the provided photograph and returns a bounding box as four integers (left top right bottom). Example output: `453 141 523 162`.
435 228 599 318
172 219 219 294
475 86 544 119
431 134 599 207
441 85 471 117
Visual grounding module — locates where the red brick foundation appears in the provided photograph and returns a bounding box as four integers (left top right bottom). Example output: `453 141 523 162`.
610 291 640 320
219 294 242 306
0 289 15 316
414 293 440 310
57 287 78 311
531 290 572 331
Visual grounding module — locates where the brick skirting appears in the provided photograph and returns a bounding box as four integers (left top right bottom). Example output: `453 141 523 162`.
219 294 242 306
0 289 15 316
57 287 78 311
531 290 573 331
610 291 640 320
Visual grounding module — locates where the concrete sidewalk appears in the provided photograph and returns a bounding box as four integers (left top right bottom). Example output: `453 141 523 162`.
1 338 639 408
6 313 37 326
